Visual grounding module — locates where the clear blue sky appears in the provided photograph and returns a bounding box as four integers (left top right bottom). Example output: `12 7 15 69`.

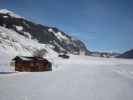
0 0 133 53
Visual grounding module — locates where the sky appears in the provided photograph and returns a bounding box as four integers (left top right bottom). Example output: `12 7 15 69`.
0 0 133 53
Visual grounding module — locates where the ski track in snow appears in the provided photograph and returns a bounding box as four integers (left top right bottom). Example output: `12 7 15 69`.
0 56 133 100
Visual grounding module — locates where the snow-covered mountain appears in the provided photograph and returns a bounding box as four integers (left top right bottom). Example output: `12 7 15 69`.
117 49 133 59
90 51 120 58
0 9 90 57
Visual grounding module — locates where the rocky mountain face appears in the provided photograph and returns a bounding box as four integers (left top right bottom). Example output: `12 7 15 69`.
117 49 133 59
0 9 90 56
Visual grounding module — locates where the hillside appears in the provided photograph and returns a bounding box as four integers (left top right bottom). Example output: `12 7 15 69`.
0 9 89 57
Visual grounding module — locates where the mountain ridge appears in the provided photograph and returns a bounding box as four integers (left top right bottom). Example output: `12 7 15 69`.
117 49 133 59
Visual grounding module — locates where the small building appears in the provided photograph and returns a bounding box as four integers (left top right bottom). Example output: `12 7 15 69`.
12 56 52 72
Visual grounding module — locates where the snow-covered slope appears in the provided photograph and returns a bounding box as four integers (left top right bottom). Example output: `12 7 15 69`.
0 26 57 58
0 9 90 56
0 49 13 72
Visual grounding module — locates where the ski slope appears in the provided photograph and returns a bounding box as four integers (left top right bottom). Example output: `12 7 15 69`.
0 55 133 100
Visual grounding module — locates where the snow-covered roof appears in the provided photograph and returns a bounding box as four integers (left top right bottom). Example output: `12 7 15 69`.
0 9 23 18
13 56 48 61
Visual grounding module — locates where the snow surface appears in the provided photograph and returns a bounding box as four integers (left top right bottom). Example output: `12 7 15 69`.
0 55 133 100
0 26 57 58
0 9 23 18
15 25 23 31
48 28 69 41
55 32 68 41
0 50 14 72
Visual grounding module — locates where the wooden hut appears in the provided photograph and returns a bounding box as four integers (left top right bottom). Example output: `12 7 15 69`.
12 56 52 72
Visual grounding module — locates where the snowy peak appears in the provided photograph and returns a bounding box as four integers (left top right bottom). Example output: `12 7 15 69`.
0 9 14 14
0 9 23 18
